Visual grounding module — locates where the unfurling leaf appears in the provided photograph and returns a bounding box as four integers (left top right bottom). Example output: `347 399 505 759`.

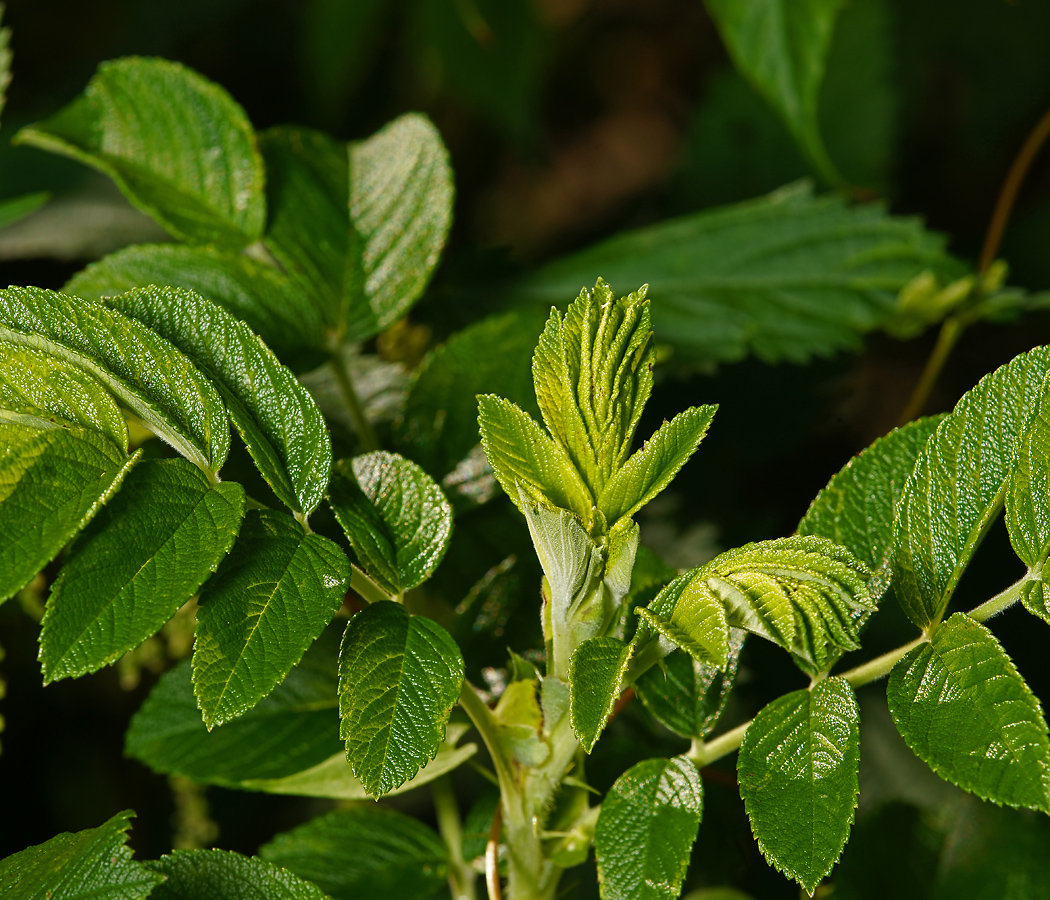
147 849 328 900
637 571 730 670
569 636 632 752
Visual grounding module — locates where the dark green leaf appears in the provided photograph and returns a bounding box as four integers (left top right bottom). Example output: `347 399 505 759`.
146 849 328 900
0 810 162 900
593 756 703 900
0 420 138 604
259 806 449 900
338 600 464 797
16 57 265 247
0 286 229 473
39 458 245 682
737 676 860 895
887 613 1050 812
193 510 350 728
569 636 631 752
328 451 452 595
66 244 326 355
516 183 961 367
111 285 332 515
892 346 1050 629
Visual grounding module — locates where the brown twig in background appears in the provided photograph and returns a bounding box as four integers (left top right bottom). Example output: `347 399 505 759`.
485 804 503 900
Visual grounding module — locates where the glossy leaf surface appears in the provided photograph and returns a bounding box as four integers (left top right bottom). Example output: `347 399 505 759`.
39 458 245 682
569 636 631 752
638 571 730 669
737 676 860 894
147 850 327 900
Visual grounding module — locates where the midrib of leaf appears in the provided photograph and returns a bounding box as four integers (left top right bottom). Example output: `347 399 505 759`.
369 623 411 782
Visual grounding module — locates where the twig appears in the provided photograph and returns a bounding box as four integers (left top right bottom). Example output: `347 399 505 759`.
486 804 503 900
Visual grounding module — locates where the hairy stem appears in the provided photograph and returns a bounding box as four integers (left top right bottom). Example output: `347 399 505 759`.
433 776 478 900
328 349 379 451
350 564 391 605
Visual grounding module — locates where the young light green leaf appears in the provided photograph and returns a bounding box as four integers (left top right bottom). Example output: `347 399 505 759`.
193 510 350 728
598 405 717 526
477 394 593 521
517 183 961 367
704 0 846 183
799 415 943 596
147 849 328 900
0 286 229 473
338 600 464 797
0 342 129 452
111 285 332 515
700 535 873 675
126 634 341 784
38 458 245 682
887 613 1050 812
893 346 1050 629
569 636 632 752
737 676 860 895
327 451 452 595
635 630 745 740
636 571 730 669
259 806 449 900
16 57 265 247
594 756 703 900
0 810 163 900
0 421 138 604
66 243 326 355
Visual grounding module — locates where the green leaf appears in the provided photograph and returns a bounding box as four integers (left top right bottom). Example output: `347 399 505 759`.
799 415 943 595
637 571 730 669
887 613 1050 812
259 806 449 900
0 191 50 231
16 57 265 247
704 0 845 184
892 346 1050 629
0 420 138 604
111 285 332 516
0 286 229 473
39 458 244 682
516 183 961 367
328 451 452 595
0 341 129 452
737 676 860 895
193 510 349 727
146 849 328 900
125 635 342 784
0 810 163 900
635 630 745 740
477 394 592 521
593 756 703 900
261 115 453 343
598 405 717 526
569 636 631 752
66 244 326 356
394 308 546 478
338 600 464 797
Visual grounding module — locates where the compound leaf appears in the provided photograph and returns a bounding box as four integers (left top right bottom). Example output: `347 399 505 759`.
259 806 449 900
328 451 452 595
737 676 860 895
0 810 162 900
0 286 229 473
893 346 1050 629
887 613 1050 812
594 756 703 900
111 285 331 515
147 850 327 900
16 57 265 247
39 458 245 682
193 510 350 728
569 636 631 752
338 600 464 797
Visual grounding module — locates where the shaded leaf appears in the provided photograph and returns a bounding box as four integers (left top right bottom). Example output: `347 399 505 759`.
16 57 265 247
338 600 464 796
594 756 703 900
39 458 245 682
569 636 631 752
147 849 328 900
737 676 860 895
259 806 448 900
193 510 350 728
887 613 1050 812
0 191 50 231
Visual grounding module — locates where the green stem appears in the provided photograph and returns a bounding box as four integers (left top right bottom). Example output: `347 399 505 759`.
350 564 392 605
968 570 1032 623
329 349 379 451
897 314 965 426
433 776 478 900
458 681 519 810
